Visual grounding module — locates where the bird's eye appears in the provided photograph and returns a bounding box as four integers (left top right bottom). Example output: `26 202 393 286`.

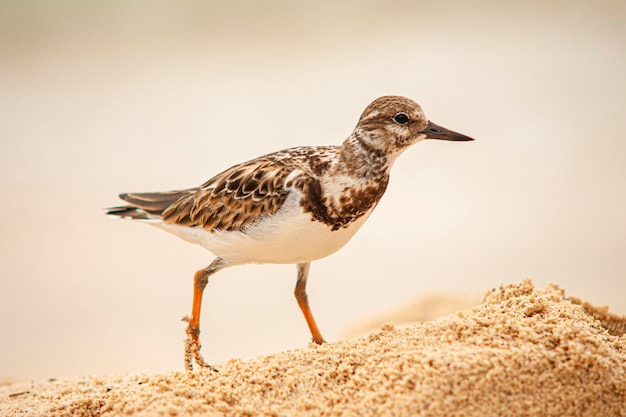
393 112 409 125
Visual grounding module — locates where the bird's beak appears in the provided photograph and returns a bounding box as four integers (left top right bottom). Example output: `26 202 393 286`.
421 120 474 141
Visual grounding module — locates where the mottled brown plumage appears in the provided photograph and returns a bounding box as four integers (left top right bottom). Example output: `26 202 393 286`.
162 158 292 231
106 95 475 371
117 143 390 233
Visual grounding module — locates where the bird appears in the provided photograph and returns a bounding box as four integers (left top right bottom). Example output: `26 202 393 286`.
106 95 474 370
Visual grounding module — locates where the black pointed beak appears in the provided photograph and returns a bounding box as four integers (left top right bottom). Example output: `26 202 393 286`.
421 120 474 141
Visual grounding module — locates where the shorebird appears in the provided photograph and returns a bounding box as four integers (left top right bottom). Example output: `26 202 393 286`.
106 95 474 370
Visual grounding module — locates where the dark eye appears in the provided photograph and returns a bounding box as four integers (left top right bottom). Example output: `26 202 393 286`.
393 112 409 125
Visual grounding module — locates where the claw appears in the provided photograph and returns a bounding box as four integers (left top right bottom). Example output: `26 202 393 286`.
184 322 219 372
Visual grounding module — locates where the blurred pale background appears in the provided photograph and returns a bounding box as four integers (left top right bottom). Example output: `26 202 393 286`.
1 1 624 381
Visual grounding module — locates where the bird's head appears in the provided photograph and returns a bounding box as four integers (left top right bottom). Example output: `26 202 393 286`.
353 95 474 158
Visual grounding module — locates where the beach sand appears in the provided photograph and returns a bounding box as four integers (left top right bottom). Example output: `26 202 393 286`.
2 280 624 416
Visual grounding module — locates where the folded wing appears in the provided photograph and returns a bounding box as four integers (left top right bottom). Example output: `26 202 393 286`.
107 158 295 232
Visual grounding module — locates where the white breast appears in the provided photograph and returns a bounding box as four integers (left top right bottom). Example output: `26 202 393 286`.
149 189 372 265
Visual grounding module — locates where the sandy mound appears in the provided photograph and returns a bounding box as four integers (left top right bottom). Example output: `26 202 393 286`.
342 292 483 340
2 280 625 417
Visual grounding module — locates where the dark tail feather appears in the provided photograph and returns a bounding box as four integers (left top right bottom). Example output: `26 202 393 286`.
117 190 198 215
105 206 152 220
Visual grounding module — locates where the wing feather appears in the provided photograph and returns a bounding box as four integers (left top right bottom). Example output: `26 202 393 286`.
110 146 337 232
161 158 294 232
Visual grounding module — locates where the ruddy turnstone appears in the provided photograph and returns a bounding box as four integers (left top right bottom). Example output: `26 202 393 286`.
106 95 474 370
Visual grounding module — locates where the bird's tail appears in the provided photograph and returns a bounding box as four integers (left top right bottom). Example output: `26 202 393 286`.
105 189 198 220
105 205 153 220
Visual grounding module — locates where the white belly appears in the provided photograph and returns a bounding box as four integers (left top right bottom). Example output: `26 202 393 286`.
149 191 372 265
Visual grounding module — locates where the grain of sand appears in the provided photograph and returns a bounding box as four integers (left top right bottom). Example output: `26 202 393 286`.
2 280 625 416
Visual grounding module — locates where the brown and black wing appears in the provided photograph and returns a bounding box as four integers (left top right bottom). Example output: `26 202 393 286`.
161 158 294 231
107 147 330 230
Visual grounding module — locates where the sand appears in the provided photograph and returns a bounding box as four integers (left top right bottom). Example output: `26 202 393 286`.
342 292 484 341
2 280 625 417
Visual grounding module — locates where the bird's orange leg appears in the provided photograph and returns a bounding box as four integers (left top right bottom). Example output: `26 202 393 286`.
295 262 326 344
183 257 227 371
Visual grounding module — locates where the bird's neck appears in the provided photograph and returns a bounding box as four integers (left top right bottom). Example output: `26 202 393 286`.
337 134 392 179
